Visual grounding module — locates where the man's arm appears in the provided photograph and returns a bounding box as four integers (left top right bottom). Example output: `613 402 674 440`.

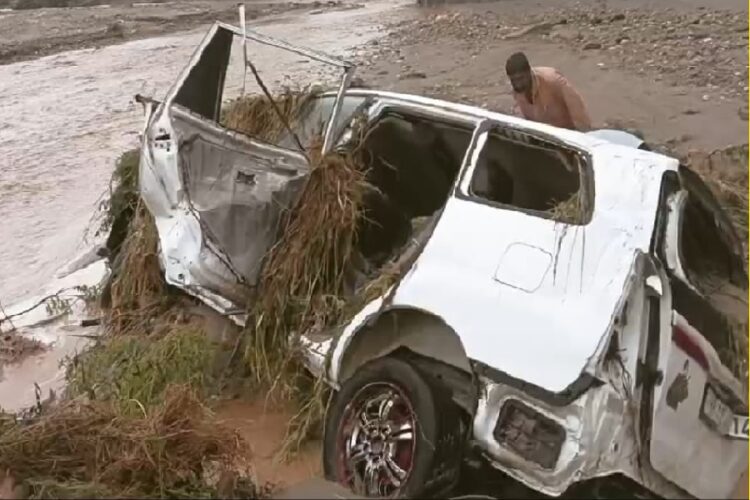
510 95 526 119
559 79 592 131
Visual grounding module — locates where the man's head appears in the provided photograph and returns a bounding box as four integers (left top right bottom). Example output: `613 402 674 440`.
505 52 532 94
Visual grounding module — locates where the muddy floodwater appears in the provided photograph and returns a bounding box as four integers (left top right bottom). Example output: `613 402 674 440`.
0 0 405 307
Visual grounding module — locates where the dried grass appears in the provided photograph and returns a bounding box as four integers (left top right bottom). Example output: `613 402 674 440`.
241 115 375 451
221 89 318 146
683 144 748 250
0 385 263 499
681 145 748 384
547 191 584 222
106 201 167 336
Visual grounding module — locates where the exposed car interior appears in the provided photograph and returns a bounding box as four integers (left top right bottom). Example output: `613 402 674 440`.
353 111 473 266
470 128 586 221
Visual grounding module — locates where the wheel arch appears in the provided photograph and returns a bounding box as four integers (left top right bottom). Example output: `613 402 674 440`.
333 306 478 415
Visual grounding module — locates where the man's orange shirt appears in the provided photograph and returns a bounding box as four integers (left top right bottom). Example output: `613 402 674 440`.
512 67 592 132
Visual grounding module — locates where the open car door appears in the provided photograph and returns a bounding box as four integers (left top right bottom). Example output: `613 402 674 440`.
138 22 355 317
647 166 748 499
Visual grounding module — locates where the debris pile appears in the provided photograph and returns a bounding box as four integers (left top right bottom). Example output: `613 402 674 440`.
218 92 407 451
0 386 264 499
0 332 44 366
244 140 368 378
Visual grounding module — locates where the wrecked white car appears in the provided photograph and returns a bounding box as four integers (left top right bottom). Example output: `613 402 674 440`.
136 23 748 499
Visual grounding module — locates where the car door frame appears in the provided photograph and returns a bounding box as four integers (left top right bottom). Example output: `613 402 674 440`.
138 22 357 317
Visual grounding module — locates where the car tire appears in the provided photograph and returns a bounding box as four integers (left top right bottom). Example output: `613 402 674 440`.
323 355 463 498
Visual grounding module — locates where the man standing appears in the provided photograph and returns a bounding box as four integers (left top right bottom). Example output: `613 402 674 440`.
505 52 592 132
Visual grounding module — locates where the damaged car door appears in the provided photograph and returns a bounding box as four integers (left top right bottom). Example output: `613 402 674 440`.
138 23 355 314
646 166 748 499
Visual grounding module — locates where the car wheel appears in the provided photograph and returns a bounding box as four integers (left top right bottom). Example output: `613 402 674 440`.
323 355 463 498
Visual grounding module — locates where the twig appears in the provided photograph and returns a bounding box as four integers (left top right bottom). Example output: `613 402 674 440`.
0 300 16 333
0 288 76 326
244 54 309 160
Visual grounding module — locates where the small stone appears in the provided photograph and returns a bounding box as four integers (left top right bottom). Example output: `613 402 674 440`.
106 20 125 37
739 106 749 121
583 41 602 50
683 109 700 115
398 71 427 80
610 13 626 22
701 94 710 101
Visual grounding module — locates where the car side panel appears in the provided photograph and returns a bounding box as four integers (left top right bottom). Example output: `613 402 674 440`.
347 144 677 393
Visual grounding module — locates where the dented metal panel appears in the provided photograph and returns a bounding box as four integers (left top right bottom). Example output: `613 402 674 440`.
139 23 355 314
649 313 748 499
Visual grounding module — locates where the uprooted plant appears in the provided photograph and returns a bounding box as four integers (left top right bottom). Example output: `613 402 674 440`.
66 327 216 411
242 121 374 452
96 148 141 257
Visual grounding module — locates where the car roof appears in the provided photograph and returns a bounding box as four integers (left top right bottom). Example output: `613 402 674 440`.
325 88 606 151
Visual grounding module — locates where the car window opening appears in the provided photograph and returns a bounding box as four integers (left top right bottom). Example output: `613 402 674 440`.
353 111 473 270
470 128 588 224
680 194 745 295
172 27 364 154
274 95 368 151
678 193 748 381
173 27 233 122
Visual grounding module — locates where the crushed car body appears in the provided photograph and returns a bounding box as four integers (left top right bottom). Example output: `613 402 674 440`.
137 22 748 499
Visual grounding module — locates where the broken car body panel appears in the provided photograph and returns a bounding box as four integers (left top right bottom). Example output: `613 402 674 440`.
138 24 747 499
140 23 353 316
